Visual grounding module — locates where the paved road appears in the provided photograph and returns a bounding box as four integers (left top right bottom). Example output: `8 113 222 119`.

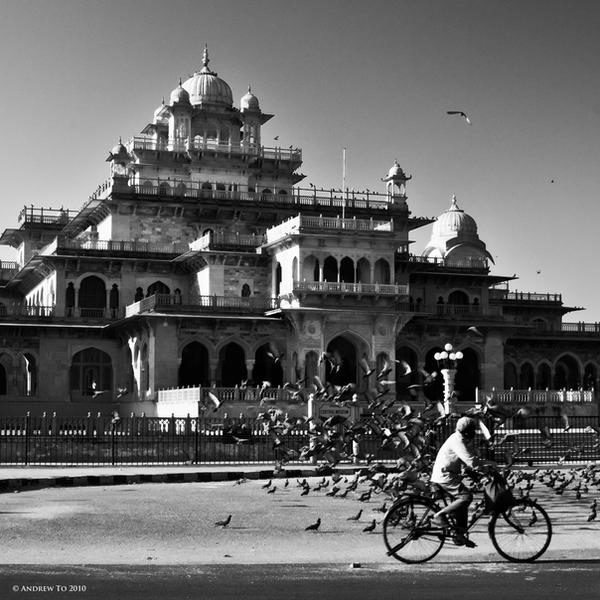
1 562 599 600
0 472 597 599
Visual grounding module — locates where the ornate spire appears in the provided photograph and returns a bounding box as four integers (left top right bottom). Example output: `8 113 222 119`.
450 194 459 209
201 44 212 73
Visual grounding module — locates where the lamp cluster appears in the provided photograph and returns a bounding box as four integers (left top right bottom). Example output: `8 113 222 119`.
434 343 463 368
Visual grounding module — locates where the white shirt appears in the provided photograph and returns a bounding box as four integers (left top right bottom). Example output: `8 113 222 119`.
430 431 480 487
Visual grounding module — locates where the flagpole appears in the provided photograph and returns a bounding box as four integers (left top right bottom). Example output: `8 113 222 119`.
342 147 346 220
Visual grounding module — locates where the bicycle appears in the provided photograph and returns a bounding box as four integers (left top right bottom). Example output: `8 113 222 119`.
382 468 552 563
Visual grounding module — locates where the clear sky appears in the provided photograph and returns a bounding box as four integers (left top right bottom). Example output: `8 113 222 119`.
1 0 599 319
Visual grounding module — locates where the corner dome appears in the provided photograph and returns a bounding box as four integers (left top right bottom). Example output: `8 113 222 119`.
170 81 190 105
110 139 128 158
240 86 260 111
422 195 494 265
432 195 478 238
182 46 233 108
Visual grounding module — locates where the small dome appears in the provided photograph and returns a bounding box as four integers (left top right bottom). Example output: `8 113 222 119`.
170 81 190 105
387 160 405 179
153 100 168 121
110 139 128 157
182 46 233 108
422 195 494 264
240 86 260 111
432 195 478 237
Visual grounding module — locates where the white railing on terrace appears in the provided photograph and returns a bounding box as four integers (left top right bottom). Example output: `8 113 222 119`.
486 389 594 404
55 238 189 254
126 136 303 162
264 214 393 244
18 206 77 225
189 232 266 251
430 304 503 317
489 289 562 303
125 293 278 318
401 254 489 270
98 177 395 211
293 281 409 296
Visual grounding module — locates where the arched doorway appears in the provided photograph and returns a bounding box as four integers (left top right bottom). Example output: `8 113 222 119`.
536 363 552 389
423 347 445 402
219 343 247 387
583 363 597 390
252 343 283 387
70 348 112 396
178 342 210 387
147 281 170 296
340 257 354 283
323 257 338 282
520 362 535 388
504 362 518 389
325 336 358 386
553 355 580 389
454 348 480 402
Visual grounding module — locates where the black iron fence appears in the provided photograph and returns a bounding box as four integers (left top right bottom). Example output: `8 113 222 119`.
0 414 597 466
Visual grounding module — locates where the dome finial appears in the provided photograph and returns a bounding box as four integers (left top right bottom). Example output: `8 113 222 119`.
248 84 252 93
451 194 458 209
203 44 209 68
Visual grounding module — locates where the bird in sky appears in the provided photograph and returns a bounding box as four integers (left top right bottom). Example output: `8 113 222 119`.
214 515 232 528
273 136 279 140
446 110 472 125
305 517 321 531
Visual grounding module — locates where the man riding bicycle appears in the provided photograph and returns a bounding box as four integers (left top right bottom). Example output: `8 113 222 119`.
430 416 494 547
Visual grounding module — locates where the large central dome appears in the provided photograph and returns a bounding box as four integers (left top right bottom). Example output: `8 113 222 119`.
182 47 233 108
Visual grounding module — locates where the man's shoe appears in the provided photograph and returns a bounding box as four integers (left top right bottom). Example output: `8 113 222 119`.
452 532 477 548
431 515 450 529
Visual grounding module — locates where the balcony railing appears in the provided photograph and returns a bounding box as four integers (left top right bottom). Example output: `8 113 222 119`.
411 304 503 317
54 238 189 255
18 206 77 226
0 304 124 321
125 294 278 318
107 179 396 212
0 261 19 280
264 214 394 244
399 254 489 271
292 281 409 296
486 389 594 404
189 232 266 251
489 289 562 303
126 136 303 162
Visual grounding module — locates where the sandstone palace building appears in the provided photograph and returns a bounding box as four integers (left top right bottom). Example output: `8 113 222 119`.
0 48 597 417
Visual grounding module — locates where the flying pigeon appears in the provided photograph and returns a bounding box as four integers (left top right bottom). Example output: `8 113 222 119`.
446 110 472 125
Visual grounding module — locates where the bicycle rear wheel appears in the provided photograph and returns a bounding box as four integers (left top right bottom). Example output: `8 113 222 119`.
488 499 552 562
383 496 445 563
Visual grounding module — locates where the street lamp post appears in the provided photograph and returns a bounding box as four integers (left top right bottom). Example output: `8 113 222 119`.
434 343 463 415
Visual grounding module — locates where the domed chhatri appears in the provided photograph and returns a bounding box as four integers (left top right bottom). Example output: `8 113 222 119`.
182 45 234 108
240 85 260 112
381 159 412 197
169 79 191 106
423 195 494 266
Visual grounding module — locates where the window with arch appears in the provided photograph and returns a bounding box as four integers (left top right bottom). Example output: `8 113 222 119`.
536 362 552 389
520 362 535 388
158 181 171 195
241 283 251 298
261 188 272 196
340 257 354 283
323 256 338 282
357 258 370 284
147 281 170 297
374 259 390 284
448 290 469 305
70 348 112 396
302 255 319 282
79 276 106 317
504 362 518 389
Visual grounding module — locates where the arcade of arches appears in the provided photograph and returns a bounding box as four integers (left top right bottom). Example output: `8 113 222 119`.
504 355 597 391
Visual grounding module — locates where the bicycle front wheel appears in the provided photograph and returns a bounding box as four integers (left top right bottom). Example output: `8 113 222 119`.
383 496 445 564
488 499 552 562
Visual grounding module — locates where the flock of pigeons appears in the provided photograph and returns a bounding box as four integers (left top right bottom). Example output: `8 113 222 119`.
214 462 600 533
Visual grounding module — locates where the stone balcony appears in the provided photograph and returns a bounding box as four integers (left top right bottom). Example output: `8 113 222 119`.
125 293 279 318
